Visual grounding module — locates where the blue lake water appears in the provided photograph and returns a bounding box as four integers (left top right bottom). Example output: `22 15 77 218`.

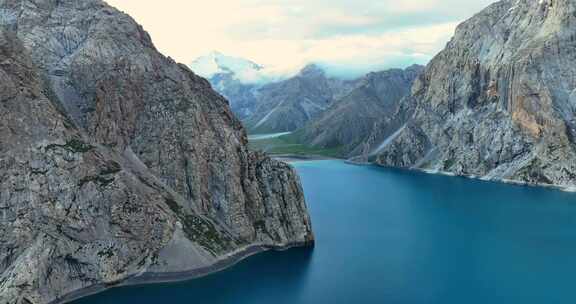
74 160 576 304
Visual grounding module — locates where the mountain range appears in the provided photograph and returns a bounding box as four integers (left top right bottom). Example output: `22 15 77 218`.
190 54 422 138
198 0 576 190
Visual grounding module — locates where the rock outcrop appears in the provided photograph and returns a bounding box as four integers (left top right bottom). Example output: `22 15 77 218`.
0 1 313 304
371 0 576 188
296 65 423 157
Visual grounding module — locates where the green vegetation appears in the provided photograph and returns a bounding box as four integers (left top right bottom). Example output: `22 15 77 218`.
163 197 233 255
46 139 94 153
248 133 343 158
181 214 234 255
78 175 114 188
77 161 122 188
443 158 456 170
164 197 182 213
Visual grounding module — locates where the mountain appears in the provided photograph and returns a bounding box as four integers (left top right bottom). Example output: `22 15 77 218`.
244 64 362 134
190 52 264 119
296 65 423 156
190 51 263 79
367 0 576 189
0 1 313 303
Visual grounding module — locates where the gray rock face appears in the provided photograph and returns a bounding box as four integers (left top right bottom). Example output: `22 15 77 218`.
0 1 313 304
371 0 576 189
244 64 362 134
297 65 423 157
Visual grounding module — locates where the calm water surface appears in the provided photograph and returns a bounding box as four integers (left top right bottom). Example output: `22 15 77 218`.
75 160 576 304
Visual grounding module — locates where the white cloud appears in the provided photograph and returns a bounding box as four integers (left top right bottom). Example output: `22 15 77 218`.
105 0 495 77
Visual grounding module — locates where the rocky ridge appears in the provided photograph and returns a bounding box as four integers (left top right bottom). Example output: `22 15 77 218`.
296 65 423 157
369 0 576 189
241 64 362 134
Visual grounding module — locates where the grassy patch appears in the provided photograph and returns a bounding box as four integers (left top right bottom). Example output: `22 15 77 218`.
163 198 233 255
46 139 94 153
78 175 114 188
248 134 342 158
181 214 234 255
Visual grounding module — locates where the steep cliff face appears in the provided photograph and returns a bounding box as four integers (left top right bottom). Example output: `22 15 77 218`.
0 1 313 303
373 0 576 188
244 64 361 134
297 65 423 157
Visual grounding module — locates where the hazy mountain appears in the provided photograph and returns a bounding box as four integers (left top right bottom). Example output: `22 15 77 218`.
296 65 423 156
243 64 362 134
190 52 265 118
0 1 312 303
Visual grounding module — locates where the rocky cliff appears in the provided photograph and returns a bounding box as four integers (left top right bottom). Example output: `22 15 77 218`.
297 65 423 157
371 0 576 189
0 1 313 303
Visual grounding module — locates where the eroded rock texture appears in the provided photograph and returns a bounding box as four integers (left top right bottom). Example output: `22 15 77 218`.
0 1 313 303
372 0 576 188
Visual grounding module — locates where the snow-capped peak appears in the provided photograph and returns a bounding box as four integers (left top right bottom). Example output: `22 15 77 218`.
190 51 263 81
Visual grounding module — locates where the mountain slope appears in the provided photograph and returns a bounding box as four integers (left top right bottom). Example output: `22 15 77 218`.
244 64 361 134
0 1 313 303
296 65 423 156
372 0 576 188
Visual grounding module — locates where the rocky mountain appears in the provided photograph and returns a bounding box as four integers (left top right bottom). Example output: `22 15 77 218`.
191 56 364 135
367 0 576 189
190 52 264 119
244 64 362 134
296 65 423 157
0 1 313 304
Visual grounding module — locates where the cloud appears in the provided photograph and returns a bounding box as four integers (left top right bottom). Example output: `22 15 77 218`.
105 0 496 78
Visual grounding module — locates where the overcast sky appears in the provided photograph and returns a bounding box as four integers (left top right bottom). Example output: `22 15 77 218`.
105 0 496 77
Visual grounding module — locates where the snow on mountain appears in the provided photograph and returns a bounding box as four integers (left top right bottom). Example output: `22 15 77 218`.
190 51 268 84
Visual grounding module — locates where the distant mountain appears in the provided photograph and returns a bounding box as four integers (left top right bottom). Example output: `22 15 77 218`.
243 64 362 134
191 51 263 80
190 52 265 118
296 65 423 156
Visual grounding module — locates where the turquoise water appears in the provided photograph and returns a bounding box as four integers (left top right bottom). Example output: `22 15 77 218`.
74 160 576 304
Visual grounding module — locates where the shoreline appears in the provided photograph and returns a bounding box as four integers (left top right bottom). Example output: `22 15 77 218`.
344 158 576 194
272 154 342 162
48 241 313 304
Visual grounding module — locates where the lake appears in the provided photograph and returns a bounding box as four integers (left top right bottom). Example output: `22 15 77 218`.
74 160 576 304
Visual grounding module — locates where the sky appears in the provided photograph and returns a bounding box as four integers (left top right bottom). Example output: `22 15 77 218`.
105 0 496 79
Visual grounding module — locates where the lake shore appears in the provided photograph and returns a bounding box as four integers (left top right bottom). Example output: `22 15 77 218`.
48 241 313 304
344 158 576 193
273 154 342 163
